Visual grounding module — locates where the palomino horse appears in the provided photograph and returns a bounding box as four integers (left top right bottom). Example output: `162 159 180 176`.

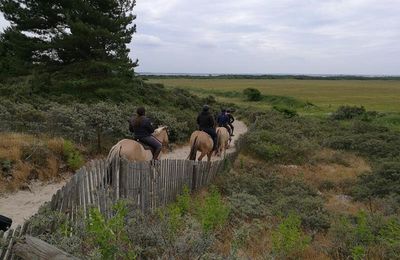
216 127 230 157
188 131 214 162
105 126 169 184
107 126 169 163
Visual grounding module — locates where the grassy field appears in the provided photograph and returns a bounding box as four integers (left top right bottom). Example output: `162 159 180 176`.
149 78 400 113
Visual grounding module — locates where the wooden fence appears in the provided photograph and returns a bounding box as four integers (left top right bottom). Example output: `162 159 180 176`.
0 138 243 259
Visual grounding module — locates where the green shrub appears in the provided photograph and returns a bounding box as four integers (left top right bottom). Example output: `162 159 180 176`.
228 192 267 221
196 186 230 232
87 201 137 259
271 213 311 258
177 186 191 215
243 88 262 101
329 211 400 259
331 105 366 120
63 140 84 170
272 105 298 118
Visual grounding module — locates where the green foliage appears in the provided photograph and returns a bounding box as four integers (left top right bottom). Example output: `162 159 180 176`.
243 88 262 101
63 140 84 170
331 105 367 120
272 105 298 118
329 211 400 259
0 0 137 81
243 111 319 164
271 213 311 258
177 186 191 215
228 192 267 221
353 161 400 201
218 160 330 232
87 201 137 259
196 186 230 232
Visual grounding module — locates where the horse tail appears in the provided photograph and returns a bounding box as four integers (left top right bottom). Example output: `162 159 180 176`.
106 143 122 185
188 136 199 160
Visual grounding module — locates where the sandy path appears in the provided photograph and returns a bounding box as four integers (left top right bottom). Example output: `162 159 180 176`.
0 180 67 228
0 120 247 228
163 120 247 160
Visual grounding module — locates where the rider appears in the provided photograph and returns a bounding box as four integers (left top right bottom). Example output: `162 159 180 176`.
197 105 218 151
227 108 235 136
129 107 162 160
217 108 232 135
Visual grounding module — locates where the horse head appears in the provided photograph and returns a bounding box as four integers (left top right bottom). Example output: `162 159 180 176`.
154 126 169 149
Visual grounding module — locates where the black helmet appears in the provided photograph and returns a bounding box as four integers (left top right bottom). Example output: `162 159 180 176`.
136 107 145 116
202 105 209 111
227 108 232 113
221 108 226 113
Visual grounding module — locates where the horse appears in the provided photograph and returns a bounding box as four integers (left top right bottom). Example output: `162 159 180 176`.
188 131 214 162
105 126 169 184
216 127 230 157
106 126 169 163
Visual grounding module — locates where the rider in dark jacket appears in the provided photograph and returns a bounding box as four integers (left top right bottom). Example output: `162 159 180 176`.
197 105 217 151
129 107 162 160
227 108 235 136
217 109 232 135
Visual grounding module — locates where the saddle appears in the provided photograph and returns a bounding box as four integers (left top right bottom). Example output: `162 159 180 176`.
134 139 153 151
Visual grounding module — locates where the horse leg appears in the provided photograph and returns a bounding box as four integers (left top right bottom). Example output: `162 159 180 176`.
198 152 206 161
207 152 212 162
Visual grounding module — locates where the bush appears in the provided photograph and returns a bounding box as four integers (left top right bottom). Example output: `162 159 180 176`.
272 105 298 118
87 201 137 259
243 88 262 101
228 192 267 221
63 140 84 170
196 186 230 232
331 105 366 120
353 162 400 200
271 213 311 258
328 211 400 259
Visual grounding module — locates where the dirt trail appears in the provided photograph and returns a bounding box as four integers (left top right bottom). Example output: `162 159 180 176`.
0 180 67 228
163 120 247 160
0 120 247 228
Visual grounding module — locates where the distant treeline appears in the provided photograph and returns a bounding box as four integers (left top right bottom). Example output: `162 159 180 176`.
141 74 400 80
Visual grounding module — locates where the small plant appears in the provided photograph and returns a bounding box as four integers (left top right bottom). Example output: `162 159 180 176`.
271 213 311 258
351 245 366 260
176 186 191 215
63 140 84 170
273 105 298 118
243 88 262 101
87 201 137 259
196 186 230 232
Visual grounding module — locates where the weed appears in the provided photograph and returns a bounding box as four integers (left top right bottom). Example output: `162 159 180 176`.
196 186 230 232
87 201 137 259
271 213 311 258
63 140 84 170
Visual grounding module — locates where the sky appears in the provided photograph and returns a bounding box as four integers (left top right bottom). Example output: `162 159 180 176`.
1 0 400 75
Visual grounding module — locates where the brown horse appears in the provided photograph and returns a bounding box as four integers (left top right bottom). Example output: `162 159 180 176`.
216 127 230 157
107 126 169 163
188 131 214 161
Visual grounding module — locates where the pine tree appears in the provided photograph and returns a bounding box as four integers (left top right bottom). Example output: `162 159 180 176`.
0 0 137 81
0 27 35 79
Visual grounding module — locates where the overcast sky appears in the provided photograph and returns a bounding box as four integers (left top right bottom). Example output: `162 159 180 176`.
1 0 400 75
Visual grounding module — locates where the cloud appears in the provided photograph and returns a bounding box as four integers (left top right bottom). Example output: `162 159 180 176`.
1 0 400 74
0 12 9 32
133 34 164 47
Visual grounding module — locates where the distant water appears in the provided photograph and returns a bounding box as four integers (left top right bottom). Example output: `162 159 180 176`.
138 72 400 77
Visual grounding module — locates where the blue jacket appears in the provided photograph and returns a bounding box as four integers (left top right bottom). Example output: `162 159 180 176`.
129 116 154 139
217 113 229 125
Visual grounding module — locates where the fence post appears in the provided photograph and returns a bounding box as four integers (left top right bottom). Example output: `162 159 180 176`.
191 161 198 192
